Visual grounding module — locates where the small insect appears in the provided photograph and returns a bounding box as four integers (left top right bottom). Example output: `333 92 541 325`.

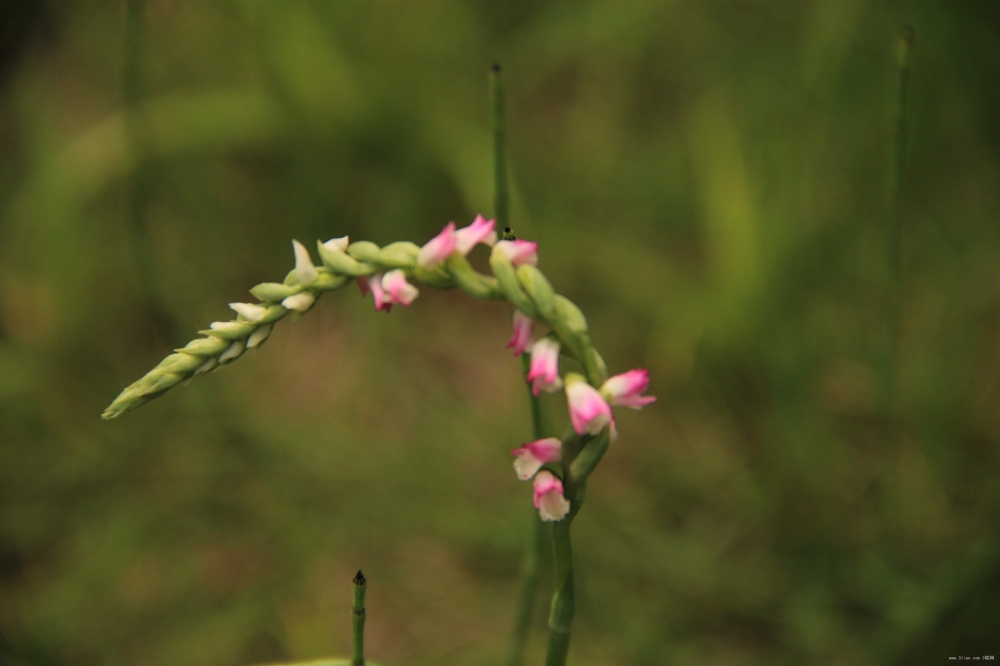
502 226 516 241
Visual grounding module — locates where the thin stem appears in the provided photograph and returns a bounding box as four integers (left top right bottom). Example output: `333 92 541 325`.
507 355 548 666
123 0 180 343
544 519 575 666
886 27 913 441
351 570 366 666
522 353 546 440
491 63 509 231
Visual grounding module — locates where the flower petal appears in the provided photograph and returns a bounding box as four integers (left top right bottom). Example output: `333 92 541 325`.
506 310 534 356
282 292 316 313
511 437 562 480
229 302 268 323
494 239 538 266
382 269 419 307
526 338 562 396
455 215 497 254
417 222 458 269
565 374 613 435
532 471 570 522
322 236 349 253
292 239 319 285
600 368 657 409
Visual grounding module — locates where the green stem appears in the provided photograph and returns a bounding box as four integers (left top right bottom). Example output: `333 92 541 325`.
886 27 913 441
351 570 366 666
544 519 575 666
123 0 180 342
507 354 548 666
491 63 509 231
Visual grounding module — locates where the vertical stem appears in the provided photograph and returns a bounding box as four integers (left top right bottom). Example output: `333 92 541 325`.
544 519 575 666
886 27 913 442
124 0 152 287
491 63 509 231
123 0 178 342
522 353 545 440
507 355 548 666
351 570 366 666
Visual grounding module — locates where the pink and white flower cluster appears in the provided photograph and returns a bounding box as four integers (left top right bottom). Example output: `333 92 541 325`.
417 214 499 270
358 270 419 313
499 258 656 520
510 438 569 522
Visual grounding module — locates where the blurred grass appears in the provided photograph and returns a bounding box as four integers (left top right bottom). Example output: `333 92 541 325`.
2 0 1000 665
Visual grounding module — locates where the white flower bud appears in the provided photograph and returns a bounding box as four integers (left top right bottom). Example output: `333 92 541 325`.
322 236 349 253
282 292 315 313
218 339 246 364
292 239 319 285
247 323 273 349
193 357 218 376
229 302 268 323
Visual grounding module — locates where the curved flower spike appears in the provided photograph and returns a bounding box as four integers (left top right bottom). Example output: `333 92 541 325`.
368 273 391 313
512 437 562 481
527 338 563 396
229 302 268 323
282 292 315 313
565 373 613 436
494 239 538 266
322 236 349 253
600 369 657 409
417 222 458 270
455 215 497 254
382 270 419 307
533 471 571 522
292 240 318 285
506 310 534 356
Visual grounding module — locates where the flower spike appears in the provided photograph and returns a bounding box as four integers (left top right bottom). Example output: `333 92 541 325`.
506 310 534 356
533 471 571 522
600 369 657 409
526 338 563 396
512 438 562 481
417 222 458 269
565 373 613 436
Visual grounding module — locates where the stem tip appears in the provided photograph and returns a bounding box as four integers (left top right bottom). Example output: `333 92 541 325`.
491 62 502 74
354 570 366 586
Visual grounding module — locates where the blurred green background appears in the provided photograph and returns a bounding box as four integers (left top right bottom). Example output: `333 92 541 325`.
2 1 999 664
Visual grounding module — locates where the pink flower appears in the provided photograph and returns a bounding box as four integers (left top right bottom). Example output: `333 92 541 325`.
417 222 458 269
455 215 497 254
511 437 562 481
357 275 370 297
368 273 392 313
506 310 534 356
381 269 419 307
526 338 563 396
565 374 613 435
493 239 538 266
532 471 570 522
600 369 657 409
